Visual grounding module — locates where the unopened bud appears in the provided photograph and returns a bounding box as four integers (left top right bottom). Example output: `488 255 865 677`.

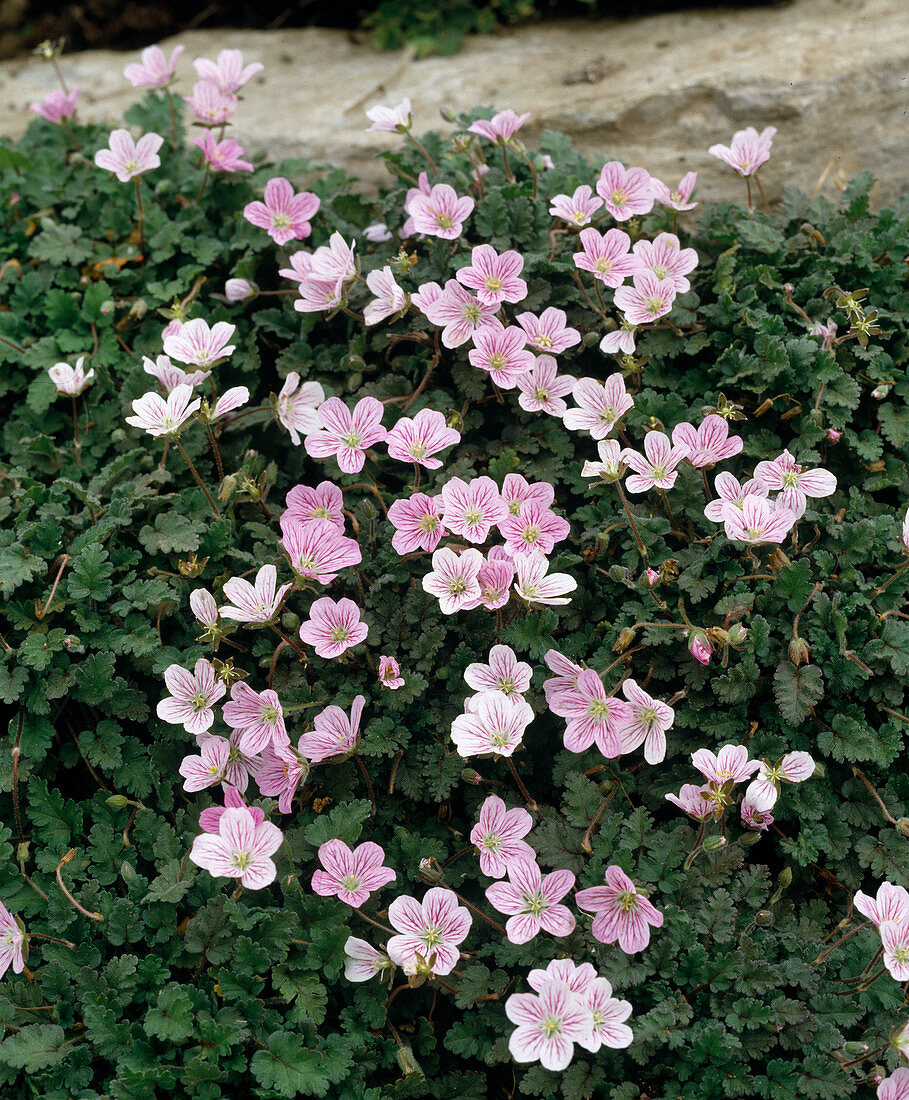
598 779 617 797
843 1042 870 1057
282 611 300 632
826 428 841 443
582 330 600 348
120 861 136 882
788 636 812 667
395 1043 424 1077
703 835 727 851
218 474 237 501
755 910 774 926
439 106 458 123
106 795 130 809
896 817 909 838
360 498 377 520
868 1069 886 1086
727 623 748 646
461 768 483 785
740 831 762 846
783 283 794 294
777 867 793 889
613 627 637 653
872 384 889 400
418 857 445 884
644 568 660 587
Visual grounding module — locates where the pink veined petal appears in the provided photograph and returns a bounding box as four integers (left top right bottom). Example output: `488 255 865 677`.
539 904 576 937
506 992 545 1026
486 881 525 916
506 913 542 944
781 751 815 782
318 839 354 881
388 894 427 935
218 807 256 855
798 469 837 497
508 1023 548 1064
190 833 234 877
541 868 576 903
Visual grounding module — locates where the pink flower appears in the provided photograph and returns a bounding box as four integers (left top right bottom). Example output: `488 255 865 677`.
599 327 637 355
665 783 713 821
744 751 815 811
723 496 797 545
740 800 774 831
618 679 674 764
879 1068 909 1100
650 171 698 211
708 126 776 177
30 87 80 122
440 476 507 543
549 184 603 227
243 177 321 245
388 492 446 554
142 355 210 392
193 49 263 93
506 980 594 1071
882 923 909 981
386 887 472 976
311 840 396 907
703 471 768 523
468 109 530 144
486 860 575 944
95 129 164 182
364 266 406 325
516 307 581 355
596 162 654 221
563 374 634 440
0 902 25 979
280 520 362 584
543 649 584 710
299 696 365 764
513 552 577 606
422 547 485 614
470 795 534 878
581 438 627 481
284 481 344 530
527 959 597 996
343 937 394 982
292 271 345 315
623 430 687 493
516 355 576 416
279 250 313 284
408 183 474 240
48 356 94 396
451 691 535 758
573 227 635 288
559 668 632 758
579 977 634 1052
688 632 712 665
225 278 257 302
299 597 368 659
257 742 308 813
366 97 412 132
378 655 404 689
156 658 225 735
420 279 498 349
163 318 236 367
632 233 698 293
672 414 743 467
477 554 515 609
752 450 837 519
220 564 291 624
364 222 392 242
499 501 570 557
203 385 249 424
853 882 909 927
189 806 282 890
692 744 761 787
501 473 555 516
222 682 288 755
613 273 677 324
464 645 532 696
199 785 264 834
193 131 253 172
810 320 838 350
184 80 238 126
179 736 232 792
304 396 387 474
124 44 184 88
275 373 325 445
190 588 218 629
385 408 460 469
575 864 664 952
457 244 527 306
401 171 432 238
902 506 909 553
468 323 536 390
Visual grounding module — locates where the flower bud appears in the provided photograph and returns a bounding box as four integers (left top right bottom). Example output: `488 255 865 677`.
727 623 748 646
740 831 762 846
843 1042 870 1057
461 768 483 785
120 861 136 882
788 636 812 667
225 278 258 303
826 428 841 443
896 818 909 838
598 779 617 796
872 384 889 400
439 106 458 122
395 1044 424 1077
783 283 794 294
688 632 712 665
218 474 237 502
644 568 659 587
868 1069 886 1086
281 611 300 632
754 910 774 926
106 795 130 809
582 330 600 347
613 627 637 653
360 498 377 520
703 835 727 851
777 867 793 889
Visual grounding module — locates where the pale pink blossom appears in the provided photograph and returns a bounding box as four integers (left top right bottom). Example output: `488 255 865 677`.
284 481 344 530
222 682 288 754
293 274 346 316
386 887 472 976
499 501 570 557
468 322 536 390
632 233 698 293
457 244 527 306
516 355 576 416
420 279 498 348
527 959 597 996
192 49 263 93
401 171 432 238
613 273 677 324
179 736 232 792
224 278 257 301
203 385 249 423
163 318 236 366
378 656 404 689
708 126 776 176
344 937 395 982
752 450 837 519
650 171 698 211
30 87 80 123
278 250 313 284
200 786 264 834
387 492 446 554
440 476 507 543
304 396 387 474
142 354 210 392
692 744 761 787
95 129 163 182
501 473 555 516
189 806 282 890
363 222 393 242
543 648 584 706
123 44 184 88
506 980 594 1071
516 307 581 354
703 471 768 522
451 691 535 758
157 658 225 735
689 633 712 665
48 356 94 396
579 977 634 1052
882 922 909 981
810 320 838 350
724 496 797 545
409 183 474 240
549 184 603 227
618 679 674 764
243 177 320 245
623 430 687 493
299 597 368 659
853 882 909 928
470 795 534 878
599 327 637 355
901 507 909 552
575 864 664 953
665 783 713 821
312 840 396 907
184 80 237 126
385 408 460 469
581 438 627 481
0 902 25 979
879 1068 909 1100
672 414 743 467
275 373 325 445
513 552 577 606
422 547 485 614
477 554 515 610
468 109 530 144
298 696 365 764
573 227 636 288
220 564 291 624
744 751 815 811
190 588 219 628
257 742 308 813
364 266 407 325
280 519 362 584
486 860 576 943
366 97 412 132
308 233 355 284
596 162 654 221
563 374 634 440
193 131 253 172
559 668 632 758
740 801 774 831
464 645 532 696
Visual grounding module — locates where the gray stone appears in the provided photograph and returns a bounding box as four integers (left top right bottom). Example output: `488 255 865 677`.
1 0 908 204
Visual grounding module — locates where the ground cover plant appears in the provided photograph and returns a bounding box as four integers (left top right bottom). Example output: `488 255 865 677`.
1 41 909 1100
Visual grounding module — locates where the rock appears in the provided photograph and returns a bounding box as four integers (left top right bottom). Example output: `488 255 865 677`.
1 0 908 204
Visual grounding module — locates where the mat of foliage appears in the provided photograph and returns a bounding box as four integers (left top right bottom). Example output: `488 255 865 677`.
0 86 907 1100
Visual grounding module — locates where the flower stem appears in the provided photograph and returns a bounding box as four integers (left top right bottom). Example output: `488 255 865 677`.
195 165 211 206
812 921 870 966
851 766 899 825
165 88 179 149
354 909 395 936
519 147 538 201
505 756 539 815
56 850 103 922
355 754 377 820
873 557 909 595
405 131 439 175
173 436 221 519
451 890 507 937
133 178 145 252
615 481 649 564
71 396 81 465
205 423 224 482
501 146 514 182
28 932 76 949
582 788 617 853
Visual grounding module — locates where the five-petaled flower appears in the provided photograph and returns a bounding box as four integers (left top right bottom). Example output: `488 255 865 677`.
157 658 226 735
575 864 665 953
95 129 164 182
299 597 369 659
312 840 396 907
386 887 472 976
190 806 282 890
243 177 321 245
486 859 576 944
708 125 776 176
470 795 535 878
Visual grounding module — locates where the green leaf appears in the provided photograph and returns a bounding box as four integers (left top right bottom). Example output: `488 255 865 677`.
68 543 113 601
303 799 372 848
0 1024 69 1070
773 662 824 726
251 1032 333 1098
143 985 194 1042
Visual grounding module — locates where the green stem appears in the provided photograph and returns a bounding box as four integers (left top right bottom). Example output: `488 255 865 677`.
405 131 439 175
133 178 145 252
173 436 221 519
615 481 648 564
